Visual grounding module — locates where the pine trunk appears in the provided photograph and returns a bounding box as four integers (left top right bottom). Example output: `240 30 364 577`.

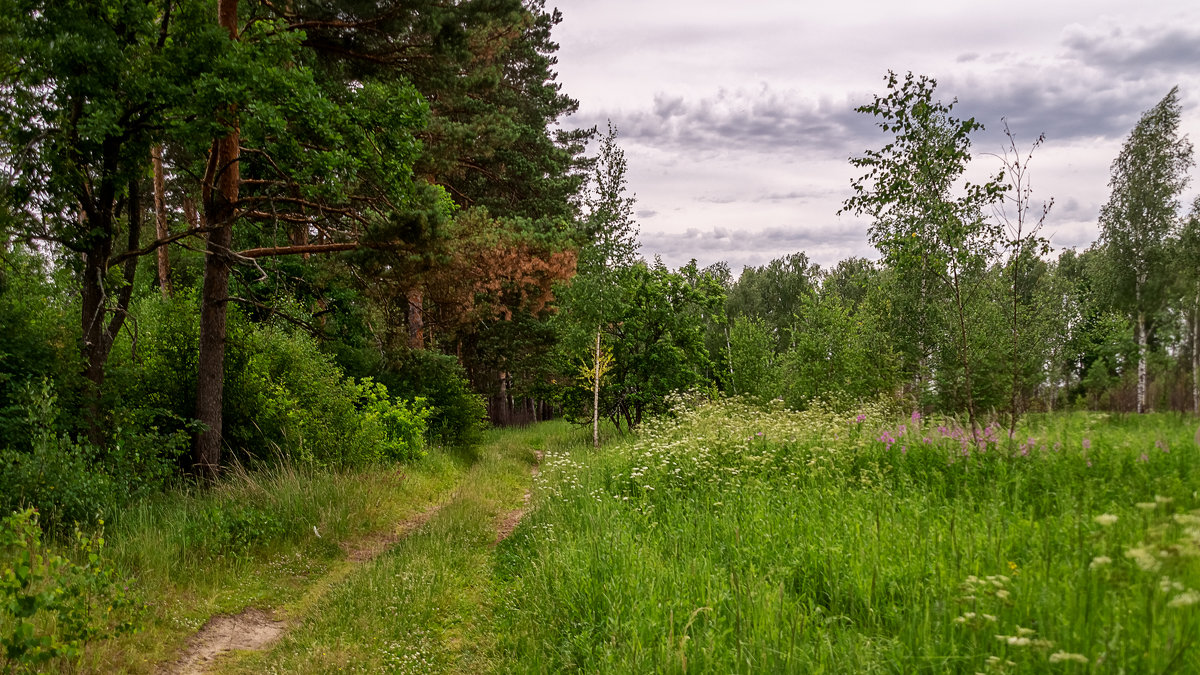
407 288 424 349
151 144 172 297
194 0 240 479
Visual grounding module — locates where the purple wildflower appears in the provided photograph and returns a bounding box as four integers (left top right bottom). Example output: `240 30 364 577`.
1082 438 1091 450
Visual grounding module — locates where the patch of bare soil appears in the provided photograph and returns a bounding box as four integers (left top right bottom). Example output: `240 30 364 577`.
342 503 446 563
493 450 543 546
164 609 284 675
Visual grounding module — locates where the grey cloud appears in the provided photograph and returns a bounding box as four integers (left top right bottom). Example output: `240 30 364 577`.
573 20 1200 165
1062 23 1200 73
573 86 874 158
636 209 659 218
638 222 873 271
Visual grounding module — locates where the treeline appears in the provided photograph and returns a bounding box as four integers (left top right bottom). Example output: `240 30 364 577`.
2 1 1197 536
568 75 1200 436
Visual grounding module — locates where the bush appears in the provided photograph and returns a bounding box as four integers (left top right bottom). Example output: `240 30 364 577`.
356 378 430 462
0 380 187 534
0 249 81 447
1 509 139 672
375 349 486 446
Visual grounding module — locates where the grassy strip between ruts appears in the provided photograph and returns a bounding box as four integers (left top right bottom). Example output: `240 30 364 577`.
69 446 469 673
213 423 558 674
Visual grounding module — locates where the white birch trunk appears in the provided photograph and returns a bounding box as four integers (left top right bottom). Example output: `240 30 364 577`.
593 328 601 449
1137 308 1147 414
1193 294 1199 415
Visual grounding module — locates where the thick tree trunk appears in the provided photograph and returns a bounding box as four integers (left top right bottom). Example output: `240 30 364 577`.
407 288 424 349
151 144 173 297
593 328 601 449
194 0 240 479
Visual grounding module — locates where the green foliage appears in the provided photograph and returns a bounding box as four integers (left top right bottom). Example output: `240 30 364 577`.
0 380 187 534
355 379 430 462
1 509 138 671
375 349 487 446
0 249 80 447
782 291 896 410
563 261 725 429
726 252 820 353
727 316 778 402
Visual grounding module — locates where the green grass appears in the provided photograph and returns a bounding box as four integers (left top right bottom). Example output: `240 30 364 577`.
220 424 553 674
13 404 1198 674
74 447 468 673
491 401 1200 673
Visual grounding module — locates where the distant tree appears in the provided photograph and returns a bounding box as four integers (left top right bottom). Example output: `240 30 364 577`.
1098 87 1194 413
841 71 1005 430
1177 198 1200 414
557 121 639 447
990 121 1053 432
599 260 723 429
726 252 820 354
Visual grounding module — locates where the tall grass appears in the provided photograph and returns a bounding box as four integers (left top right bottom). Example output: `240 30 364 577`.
76 449 467 673
494 399 1200 673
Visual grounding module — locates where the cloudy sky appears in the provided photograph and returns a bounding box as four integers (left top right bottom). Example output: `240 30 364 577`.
549 0 1200 273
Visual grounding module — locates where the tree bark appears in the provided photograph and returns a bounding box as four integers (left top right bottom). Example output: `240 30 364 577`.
407 288 424 349
1192 294 1199 415
194 0 241 480
1137 308 1147 414
593 328 601 449
151 144 173 297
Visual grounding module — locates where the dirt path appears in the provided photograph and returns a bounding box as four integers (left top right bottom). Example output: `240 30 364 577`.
164 610 284 675
494 449 542 545
162 435 547 674
162 501 448 674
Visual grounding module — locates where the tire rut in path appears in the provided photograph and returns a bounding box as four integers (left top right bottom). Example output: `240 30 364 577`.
493 450 543 546
163 609 284 675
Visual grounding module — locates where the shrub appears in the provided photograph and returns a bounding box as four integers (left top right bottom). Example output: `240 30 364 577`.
375 349 486 446
356 378 430 462
0 380 188 533
1 509 138 672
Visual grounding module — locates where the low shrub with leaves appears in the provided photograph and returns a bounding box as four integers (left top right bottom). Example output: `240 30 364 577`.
1 509 139 672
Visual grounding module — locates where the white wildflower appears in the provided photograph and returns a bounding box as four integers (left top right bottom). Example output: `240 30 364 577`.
1089 555 1112 569
1125 547 1161 572
1093 514 1119 527
1049 651 1089 664
1168 590 1200 608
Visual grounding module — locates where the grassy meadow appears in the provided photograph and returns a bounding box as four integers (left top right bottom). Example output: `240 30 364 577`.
7 405 1199 673
492 400 1200 673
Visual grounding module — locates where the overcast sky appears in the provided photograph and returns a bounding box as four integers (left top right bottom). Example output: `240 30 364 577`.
549 0 1200 273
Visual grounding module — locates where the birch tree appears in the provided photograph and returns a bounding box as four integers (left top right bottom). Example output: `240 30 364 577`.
1098 87 1193 413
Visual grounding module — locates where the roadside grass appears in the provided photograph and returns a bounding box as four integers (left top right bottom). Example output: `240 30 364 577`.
222 423 564 674
72 447 468 673
493 400 1200 673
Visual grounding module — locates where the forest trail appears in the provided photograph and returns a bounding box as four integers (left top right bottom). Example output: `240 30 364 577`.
162 425 552 674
